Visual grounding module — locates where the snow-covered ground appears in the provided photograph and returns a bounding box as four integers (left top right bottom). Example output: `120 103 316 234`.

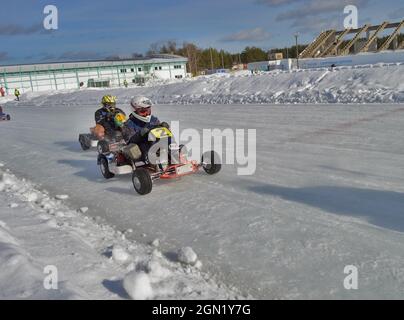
0 164 241 299
3 63 404 106
1 95 404 298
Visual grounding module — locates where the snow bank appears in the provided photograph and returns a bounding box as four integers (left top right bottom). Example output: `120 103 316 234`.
5 62 404 106
0 165 241 299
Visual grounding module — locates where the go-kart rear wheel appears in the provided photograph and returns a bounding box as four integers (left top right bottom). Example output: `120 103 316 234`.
202 151 222 175
132 168 153 195
6 115 10 121
99 156 115 179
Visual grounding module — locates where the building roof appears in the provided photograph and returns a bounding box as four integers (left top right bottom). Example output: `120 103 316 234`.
0 54 188 74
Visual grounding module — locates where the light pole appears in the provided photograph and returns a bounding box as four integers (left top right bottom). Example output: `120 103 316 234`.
210 48 214 71
294 33 299 69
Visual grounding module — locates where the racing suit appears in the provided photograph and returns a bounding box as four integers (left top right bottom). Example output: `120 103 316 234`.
94 107 126 138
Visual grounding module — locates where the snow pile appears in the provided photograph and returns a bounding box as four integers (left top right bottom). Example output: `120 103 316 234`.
123 271 153 300
177 247 198 265
112 246 131 264
6 62 404 106
0 164 241 299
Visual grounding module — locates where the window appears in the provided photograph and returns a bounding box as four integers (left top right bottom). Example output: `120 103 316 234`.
120 69 127 73
159 66 162 70
174 65 182 69
138 67 142 72
155 67 158 70
131 68 134 72
175 75 183 79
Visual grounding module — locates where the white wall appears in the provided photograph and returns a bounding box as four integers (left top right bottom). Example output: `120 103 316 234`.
299 50 404 69
248 59 292 71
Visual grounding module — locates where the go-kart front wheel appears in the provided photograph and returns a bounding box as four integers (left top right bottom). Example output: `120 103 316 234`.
97 140 109 154
201 151 222 175
79 134 90 150
99 156 115 179
132 168 153 195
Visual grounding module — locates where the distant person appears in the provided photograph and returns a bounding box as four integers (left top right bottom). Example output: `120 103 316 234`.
123 80 128 88
14 88 20 101
0 86 5 97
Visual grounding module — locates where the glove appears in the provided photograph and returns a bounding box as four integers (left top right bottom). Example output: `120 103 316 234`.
160 122 170 129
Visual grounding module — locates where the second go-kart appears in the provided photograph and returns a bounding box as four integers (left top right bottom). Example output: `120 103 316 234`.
0 113 10 121
97 125 221 195
78 124 108 150
0 106 10 121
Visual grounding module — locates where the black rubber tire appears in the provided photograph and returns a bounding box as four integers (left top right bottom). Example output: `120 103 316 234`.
99 156 115 179
6 115 10 121
202 151 222 175
132 168 153 195
97 140 109 154
79 135 90 150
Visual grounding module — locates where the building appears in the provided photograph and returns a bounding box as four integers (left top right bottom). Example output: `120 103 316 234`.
0 54 188 94
248 59 292 72
268 52 284 60
205 68 230 75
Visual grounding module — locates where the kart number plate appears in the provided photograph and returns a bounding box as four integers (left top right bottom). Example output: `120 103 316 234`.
176 163 193 175
150 127 173 139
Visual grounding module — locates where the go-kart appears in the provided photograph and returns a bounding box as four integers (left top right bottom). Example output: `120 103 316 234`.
0 112 10 121
78 124 106 150
97 125 221 195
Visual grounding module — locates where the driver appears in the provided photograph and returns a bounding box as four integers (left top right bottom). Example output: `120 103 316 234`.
95 95 126 137
123 96 169 161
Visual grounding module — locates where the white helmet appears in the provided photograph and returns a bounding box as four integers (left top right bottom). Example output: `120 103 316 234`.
130 96 153 122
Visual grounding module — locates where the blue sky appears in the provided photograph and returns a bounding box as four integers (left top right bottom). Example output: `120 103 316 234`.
0 0 403 65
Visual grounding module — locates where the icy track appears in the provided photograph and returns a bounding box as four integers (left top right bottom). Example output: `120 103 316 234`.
1 101 404 299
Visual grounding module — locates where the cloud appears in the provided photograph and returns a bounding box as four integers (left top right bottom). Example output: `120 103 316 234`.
276 0 369 22
0 23 43 36
39 51 103 62
275 0 370 35
221 27 271 42
292 15 341 34
255 0 302 6
0 52 8 61
388 7 404 20
58 51 103 61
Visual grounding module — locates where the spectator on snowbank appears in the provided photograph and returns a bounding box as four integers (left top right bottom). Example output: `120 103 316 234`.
0 86 5 97
14 88 20 101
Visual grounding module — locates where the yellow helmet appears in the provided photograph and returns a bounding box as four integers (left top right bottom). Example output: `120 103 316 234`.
114 113 126 127
101 95 116 107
